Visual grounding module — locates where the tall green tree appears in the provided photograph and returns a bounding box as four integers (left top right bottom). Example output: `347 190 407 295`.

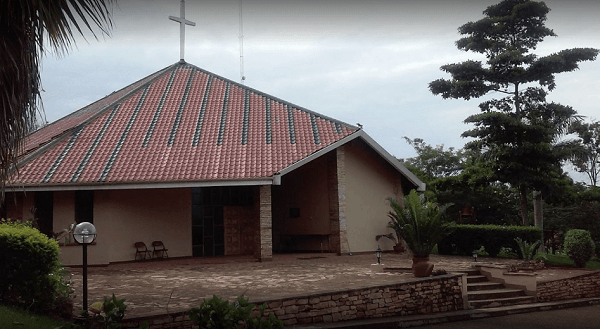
570 120 600 187
401 137 466 182
429 0 598 225
1 0 114 199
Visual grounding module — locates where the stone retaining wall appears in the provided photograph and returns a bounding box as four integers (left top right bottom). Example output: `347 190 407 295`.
537 270 600 302
122 273 465 329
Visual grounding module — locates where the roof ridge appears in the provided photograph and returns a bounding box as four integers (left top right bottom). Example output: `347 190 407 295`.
182 62 358 131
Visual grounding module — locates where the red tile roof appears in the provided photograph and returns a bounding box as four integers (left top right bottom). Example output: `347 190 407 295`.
12 62 359 187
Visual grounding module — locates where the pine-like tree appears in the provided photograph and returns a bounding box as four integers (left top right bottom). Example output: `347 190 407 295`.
430 0 598 225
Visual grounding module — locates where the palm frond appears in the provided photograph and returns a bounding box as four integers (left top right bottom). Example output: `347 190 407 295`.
387 191 451 257
0 0 113 200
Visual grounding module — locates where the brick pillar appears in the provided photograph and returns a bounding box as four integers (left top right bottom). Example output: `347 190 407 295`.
328 147 349 255
255 185 273 261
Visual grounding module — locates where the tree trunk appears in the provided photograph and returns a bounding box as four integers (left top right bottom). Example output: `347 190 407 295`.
519 185 528 226
533 190 543 230
533 190 544 251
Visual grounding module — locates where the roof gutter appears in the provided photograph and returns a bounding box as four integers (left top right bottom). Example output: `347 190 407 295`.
7 178 275 192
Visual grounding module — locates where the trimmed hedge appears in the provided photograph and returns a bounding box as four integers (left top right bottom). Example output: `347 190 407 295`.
563 229 595 268
438 224 542 257
0 220 61 313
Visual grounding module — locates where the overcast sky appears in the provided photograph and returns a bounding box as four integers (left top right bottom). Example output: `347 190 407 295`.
39 0 600 183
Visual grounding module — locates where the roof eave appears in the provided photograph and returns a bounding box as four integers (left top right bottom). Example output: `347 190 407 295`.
6 178 276 192
277 130 426 192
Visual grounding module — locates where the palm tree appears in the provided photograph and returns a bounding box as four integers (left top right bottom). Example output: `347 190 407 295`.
1 0 113 200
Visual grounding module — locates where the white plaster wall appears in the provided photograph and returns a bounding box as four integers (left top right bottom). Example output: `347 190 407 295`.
343 140 406 253
59 188 191 265
53 191 75 235
96 188 192 263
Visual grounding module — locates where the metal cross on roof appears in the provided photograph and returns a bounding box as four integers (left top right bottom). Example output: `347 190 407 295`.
169 0 196 62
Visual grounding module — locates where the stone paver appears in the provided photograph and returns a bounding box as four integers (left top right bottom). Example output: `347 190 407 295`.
65 253 591 317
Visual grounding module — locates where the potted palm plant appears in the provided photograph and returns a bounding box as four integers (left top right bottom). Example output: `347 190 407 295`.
388 190 451 277
375 232 406 253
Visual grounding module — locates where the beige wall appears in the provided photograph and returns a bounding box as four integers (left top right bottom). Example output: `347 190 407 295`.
343 139 406 253
60 188 192 266
54 191 75 234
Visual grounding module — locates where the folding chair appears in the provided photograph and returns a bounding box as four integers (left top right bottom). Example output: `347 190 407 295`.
134 242 152 261
152 241 169 259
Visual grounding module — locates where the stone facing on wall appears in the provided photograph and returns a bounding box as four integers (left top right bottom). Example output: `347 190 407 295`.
327 147 349 255
336 147 349 254
537 270 600 302
255 185 273 261
122 274 464 329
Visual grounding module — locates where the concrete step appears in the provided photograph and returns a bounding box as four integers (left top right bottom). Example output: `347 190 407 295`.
466 275 488 284
468 288 526 301
467 281 505 291
461 269 481 276
469 295 536 309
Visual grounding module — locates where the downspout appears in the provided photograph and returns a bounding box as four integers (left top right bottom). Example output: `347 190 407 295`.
272 173 281 185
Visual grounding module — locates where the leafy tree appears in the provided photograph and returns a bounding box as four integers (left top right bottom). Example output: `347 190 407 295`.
0 0 114 200
429 0 598 225
570 120 600 187
402 137 521 225
401 137 466 182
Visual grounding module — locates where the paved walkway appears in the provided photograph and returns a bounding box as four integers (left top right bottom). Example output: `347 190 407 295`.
66 253 594 318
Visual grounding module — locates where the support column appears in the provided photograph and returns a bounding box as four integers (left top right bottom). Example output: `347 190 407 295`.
328 147 349 255
255 185 273 261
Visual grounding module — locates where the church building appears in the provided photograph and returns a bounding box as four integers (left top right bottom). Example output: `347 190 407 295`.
2 2 424 266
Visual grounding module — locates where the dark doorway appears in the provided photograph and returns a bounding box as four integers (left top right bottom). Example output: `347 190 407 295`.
34 191 53 237
192 186 253 257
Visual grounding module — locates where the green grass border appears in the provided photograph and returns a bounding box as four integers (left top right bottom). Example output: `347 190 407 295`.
0 305 65 329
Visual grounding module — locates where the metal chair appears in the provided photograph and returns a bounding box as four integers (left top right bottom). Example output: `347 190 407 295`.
152 241 169 259
134 242 152 261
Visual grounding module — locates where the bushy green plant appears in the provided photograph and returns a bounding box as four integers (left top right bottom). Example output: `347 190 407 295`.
387 190 451 258
189 295 284 329
515 237 541 260
0 219 64 313
60 295 148 329
563 229 596 268
438 224 541 257
96 294 127 329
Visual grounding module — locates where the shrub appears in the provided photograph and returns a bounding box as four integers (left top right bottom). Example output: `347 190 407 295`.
438 224 542 257
0 219 67 314
59 294 149 329
189 295 284 329
515 237 541 260
563 229 596 268
387 190 451 258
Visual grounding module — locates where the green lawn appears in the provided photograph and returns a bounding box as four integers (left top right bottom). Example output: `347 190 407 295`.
535 252 600 269
0 305 65 329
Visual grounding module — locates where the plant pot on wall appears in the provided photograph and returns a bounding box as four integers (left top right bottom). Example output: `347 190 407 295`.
393 244 405 253
412 257 434 277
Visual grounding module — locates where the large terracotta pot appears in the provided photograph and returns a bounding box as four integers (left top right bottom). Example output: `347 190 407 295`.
412 256 434 277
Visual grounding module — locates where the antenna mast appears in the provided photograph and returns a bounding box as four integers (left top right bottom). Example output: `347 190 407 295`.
239 0 245 84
